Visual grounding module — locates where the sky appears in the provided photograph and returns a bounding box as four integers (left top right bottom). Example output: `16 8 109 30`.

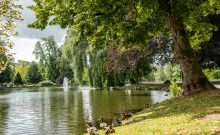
11 0 66 62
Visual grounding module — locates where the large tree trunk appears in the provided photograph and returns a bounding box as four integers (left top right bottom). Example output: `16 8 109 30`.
165 16 216 96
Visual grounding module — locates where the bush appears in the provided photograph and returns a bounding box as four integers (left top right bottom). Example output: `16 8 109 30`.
0 66 13 83
154 64 181 81
39 81 54 86
7 82 14 87
14 72 23 85
169 82 182 97
26 62 42 84
2 83 8 87
203 68 220 80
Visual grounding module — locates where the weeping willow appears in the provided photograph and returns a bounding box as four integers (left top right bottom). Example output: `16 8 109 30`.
88 49 106 87
62 28 88 84
88 47 126 88
62 28 152 87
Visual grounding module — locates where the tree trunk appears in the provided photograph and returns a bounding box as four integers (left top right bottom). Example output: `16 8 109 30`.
165 16 216 96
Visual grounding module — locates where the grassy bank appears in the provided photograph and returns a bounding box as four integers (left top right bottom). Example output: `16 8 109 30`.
100 90 220 134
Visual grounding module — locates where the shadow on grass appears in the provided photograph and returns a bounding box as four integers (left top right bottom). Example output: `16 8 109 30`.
123 90 220 126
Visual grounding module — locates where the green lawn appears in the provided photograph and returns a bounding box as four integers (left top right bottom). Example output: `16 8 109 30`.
100 90 220 135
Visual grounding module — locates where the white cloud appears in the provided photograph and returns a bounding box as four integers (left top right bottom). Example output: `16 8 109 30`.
15 0 66 42
11 36 64 62
11 37 38 62
11 0 66 62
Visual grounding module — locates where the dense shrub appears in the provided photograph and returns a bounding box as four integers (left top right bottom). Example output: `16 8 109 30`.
39 81 54 86
14 72 23 85
169 82 182 97
203 68 220 80
7 82 14 87
0 66 13 83
154 64 181 81
26 62 42 84
14 61 30 83
2 83 8 87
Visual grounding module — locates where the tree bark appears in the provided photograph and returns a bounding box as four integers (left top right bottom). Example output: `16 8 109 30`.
165 16 216 96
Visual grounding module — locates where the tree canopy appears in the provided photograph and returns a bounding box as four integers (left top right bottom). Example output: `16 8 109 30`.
0 0 23 72
28 0 219 46
26 62 42 84
62 28 88 84
33 36 61 82
29 0 220 95
14 60 30 83
14 72 23 85
0 65 13 83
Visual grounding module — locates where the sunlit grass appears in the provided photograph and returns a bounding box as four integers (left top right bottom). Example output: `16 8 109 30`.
98 90 220 135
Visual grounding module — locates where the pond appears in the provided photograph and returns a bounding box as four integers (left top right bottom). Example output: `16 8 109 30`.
0 86 170 135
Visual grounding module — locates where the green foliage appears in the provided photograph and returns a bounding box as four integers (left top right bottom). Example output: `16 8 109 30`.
62 29 88 85
59 54 74 82
7 82 14 87
0 39 14 72
88 45 127 87
62 28 153 87
203 68 220 80
88 48 108 87
0 66 13 83
154 64 181 81
164 64 181 81
106 45 154 85
0 0 23 72
145 72 155 81
14 60 30 83
33 36 61 82
1 82 15 88
39 81 54 86
82 67 89 85
62 28 118 87
169 82 182 97
29 0 220 50
0 0 23 37
26 62 42 84
14 72 23 85
154 68 166 81
29 0 220 91
186 22 217 50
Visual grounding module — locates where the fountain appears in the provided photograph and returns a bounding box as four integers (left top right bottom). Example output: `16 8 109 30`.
63 77 69 88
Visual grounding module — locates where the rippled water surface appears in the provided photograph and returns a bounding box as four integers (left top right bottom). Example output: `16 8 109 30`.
0 87 170 135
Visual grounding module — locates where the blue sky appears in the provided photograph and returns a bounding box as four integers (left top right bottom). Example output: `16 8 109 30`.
11 0 66 62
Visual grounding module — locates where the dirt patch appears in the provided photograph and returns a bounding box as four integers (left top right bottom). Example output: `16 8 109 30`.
196 113 220 134
200 113 220 121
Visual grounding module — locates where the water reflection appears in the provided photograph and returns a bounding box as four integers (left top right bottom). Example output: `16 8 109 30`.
82 88 93 122
63 87 69 106
150 90 170 104
63 86 69 92
0 87 170 135
0 97 9 135
126 89 131 96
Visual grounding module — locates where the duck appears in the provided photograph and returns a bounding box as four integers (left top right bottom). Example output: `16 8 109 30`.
86 122 97 135
99 117 108 129
112 118 122 127
120 112 132 120
105 125 115 134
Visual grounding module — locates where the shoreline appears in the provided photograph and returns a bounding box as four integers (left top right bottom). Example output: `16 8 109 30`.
0 85 60 90
98 89 220 134
1 80 220 90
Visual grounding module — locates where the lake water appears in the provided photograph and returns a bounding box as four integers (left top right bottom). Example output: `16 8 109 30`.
0 86 170 135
